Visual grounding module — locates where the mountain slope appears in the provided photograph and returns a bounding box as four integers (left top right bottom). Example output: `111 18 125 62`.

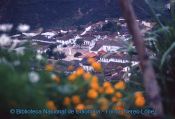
0 0 166 28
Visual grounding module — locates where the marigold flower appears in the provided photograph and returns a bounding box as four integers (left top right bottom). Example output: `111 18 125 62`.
114 81 125 90
115 92 123 98
105 87 114 95
91 76 98 83
83 72 92 80
112 97 118 102
76 104 86 111
103 82 111 89
75 67 84 76
63 97 71 106
116 105 125 111
134 91 143 98
87 58 96 64
67 65 74 71
135 96 145 107
72 96 81 105
90 82 99 91
87 89 98 99
45 64 54 72
46 100 57 110
92 62 102 72
68 73 77 81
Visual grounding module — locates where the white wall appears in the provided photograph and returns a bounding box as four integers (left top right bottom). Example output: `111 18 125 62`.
99 58 138 64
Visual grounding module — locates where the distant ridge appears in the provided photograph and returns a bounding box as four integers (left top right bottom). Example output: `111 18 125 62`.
0 0 167 28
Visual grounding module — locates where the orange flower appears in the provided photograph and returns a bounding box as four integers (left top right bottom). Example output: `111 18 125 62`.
68 73 77 81
134 91 145 107
115 92 123 98
135 96 145 107
76 104 86 111
90 82 99 91
103 82 111 89
116 105 124 111
46 100 57 110
105 87 114 95
45 64 54 72
72 96 81 105
83 72 92 80
134 91 143 98
112 97 118 102
63 97 71 106
51 75 60 83
75 67 84 76
87 58 96 64
87 89 98 99
114 81 125 90
91 76 98 83
92 62 102 72
67 65 74 71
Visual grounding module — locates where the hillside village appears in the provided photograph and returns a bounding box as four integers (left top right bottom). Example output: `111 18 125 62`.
1 0 175 118
11 18 153 81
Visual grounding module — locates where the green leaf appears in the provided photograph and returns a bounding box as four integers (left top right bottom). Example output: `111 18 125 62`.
160 42 175 68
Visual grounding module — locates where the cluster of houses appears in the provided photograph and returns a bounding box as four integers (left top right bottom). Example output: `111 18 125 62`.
12 18 153 81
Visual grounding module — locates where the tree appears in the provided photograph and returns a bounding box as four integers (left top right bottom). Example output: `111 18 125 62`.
46 48 53 58
54 52 66 60
119 0 163 117
76 38 84 48
74 52 82 57
49 44 57 50
45 44 57 58
63 44 67 47
101 21 119 32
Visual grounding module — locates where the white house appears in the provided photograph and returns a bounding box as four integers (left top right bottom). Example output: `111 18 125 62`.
56 35 81 45
90 39 124 53
32 39 56 44
99 57 138 64
98 45 121 52
41 32 56 39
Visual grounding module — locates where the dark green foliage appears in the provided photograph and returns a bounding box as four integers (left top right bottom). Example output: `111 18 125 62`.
74 52 82 57
144 11 175 119
53 52 66 60
0 45 54 118
101 21 119 32
76 38 84 48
